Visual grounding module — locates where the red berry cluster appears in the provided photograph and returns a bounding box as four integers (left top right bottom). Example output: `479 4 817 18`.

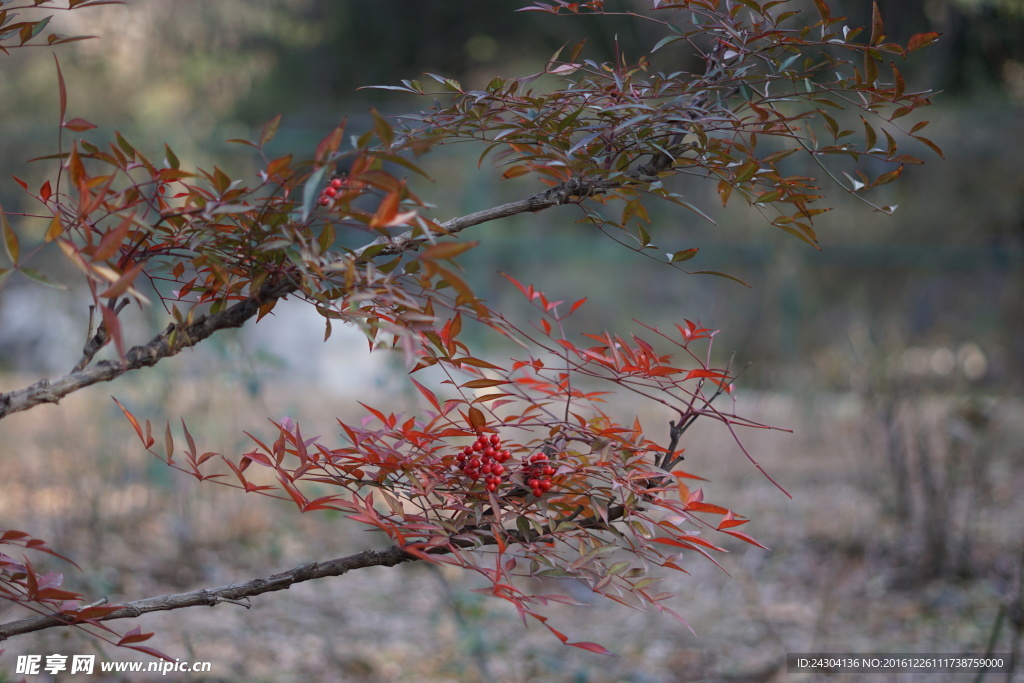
521 452 556 497
317 176 346 206
452 433 557 498
455 433 511 493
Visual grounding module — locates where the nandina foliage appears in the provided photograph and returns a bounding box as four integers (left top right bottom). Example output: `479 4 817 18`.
0 0 939 656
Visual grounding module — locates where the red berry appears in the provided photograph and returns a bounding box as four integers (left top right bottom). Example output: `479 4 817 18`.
486 482 498 492
492 463 505 476
469 457 481 469
489 434 500 445
542 465 555 476
482 463 493 474
532 487 544 497
483 446 496 458
528 478 540 489
539 479 553 491
325 186 338 197
463 446 474 456
318 196 330 206
466 468 479 479
456 453 467 462
331 178 344 189
498 450 511 463
473 440 485 452
530 453 548 463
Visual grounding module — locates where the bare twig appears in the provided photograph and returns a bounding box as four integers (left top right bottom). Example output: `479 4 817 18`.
72 298 130 373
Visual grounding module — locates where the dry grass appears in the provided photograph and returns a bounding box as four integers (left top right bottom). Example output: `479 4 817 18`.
0 370 1021 682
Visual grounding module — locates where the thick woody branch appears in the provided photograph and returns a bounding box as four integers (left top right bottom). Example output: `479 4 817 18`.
0 545 415 641
0 173 634 423
0 278 297 421
0 504 628 640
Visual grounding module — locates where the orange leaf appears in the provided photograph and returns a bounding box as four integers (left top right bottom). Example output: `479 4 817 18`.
419 241 477 261
113 398 144 444
98 259 147 299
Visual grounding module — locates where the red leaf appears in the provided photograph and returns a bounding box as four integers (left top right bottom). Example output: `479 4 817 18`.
410 378 441 412
686 501 730 514
117 626 154 646
11 176 28 191
907 32 940 52
113 398 145 444
315 122 345 164
671 470 708 481
467 406 486 432
569 641 616 656
63 118 96 132
723 529 770 549
683 369 729 381
260 114 282 147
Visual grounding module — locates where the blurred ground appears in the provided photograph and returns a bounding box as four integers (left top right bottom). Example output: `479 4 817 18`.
0 365 1021 682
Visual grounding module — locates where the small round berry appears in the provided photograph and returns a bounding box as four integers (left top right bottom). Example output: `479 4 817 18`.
468 457 481 469
498 450 511 463
486 482 498 492
465 468 479 479
542 465 555 476
472 440 485 452
331 178 344 189
532 487 544 497
456 453 467 462
325 186 338 197
318 196 330 206
489 434 501 445
482 463 493 475
483 446 496 458
530 453 548 463
539 479 553 491
492 463 505 476
527 478 540 489
462 446 474 456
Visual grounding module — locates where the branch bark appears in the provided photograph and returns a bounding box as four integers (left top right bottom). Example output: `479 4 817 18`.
0 545 416 641
0 173 630 423
0 504 627 640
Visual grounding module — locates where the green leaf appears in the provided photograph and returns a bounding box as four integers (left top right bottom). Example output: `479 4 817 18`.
371 109 393 147
693 270 751 287
301 165 329 223
669 248 698 263
20 267 65 289
636 224 652 248
163 144 179 170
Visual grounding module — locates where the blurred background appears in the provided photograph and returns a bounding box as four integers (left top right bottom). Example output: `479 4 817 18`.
0 1 1022 681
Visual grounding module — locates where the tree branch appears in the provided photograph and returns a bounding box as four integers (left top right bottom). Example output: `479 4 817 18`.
0 173 640 422
352 174 618 260
0 278 296 421
0 545 415 641
0 502 629 640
